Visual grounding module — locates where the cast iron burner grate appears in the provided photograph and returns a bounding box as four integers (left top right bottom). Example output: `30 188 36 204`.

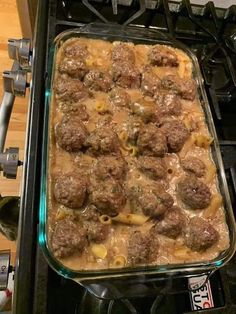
14 1 236 314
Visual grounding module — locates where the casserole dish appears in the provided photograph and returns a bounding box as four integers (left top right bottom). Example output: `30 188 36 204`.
39 23 236 295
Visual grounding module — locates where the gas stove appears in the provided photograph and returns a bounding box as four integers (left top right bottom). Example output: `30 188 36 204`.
1 1 236 313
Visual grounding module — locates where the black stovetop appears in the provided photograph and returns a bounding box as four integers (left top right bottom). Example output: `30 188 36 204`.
13 1 236 314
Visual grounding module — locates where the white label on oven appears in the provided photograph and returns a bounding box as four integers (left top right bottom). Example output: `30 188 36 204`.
188 275 214 311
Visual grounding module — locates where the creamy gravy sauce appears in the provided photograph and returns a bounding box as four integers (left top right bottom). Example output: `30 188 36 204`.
48 38 230 271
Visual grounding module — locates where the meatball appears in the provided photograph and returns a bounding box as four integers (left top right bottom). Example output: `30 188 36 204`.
81 206 109 243
137 123 167 157
185 217 219 251
131 184 173 217
161 75 196 101
130 98 159 124
112 61 141 89
151 206 187 239
162 120 190 152
178 176 212 209
54 77 89 103
148 45 179 67
51 216 87 258
54 172 87 209
58 102 89 120
58 58 88 79
128 230 159 265
92 156 127 181
109 87 131 108
154 92 182 116
111 43 135 65
141 66 161 97
85 126 119 155
84 70 112 92
55 115 89 152
182 157 206 178
64 41 88 59
137 156 167 180
89 179 126 216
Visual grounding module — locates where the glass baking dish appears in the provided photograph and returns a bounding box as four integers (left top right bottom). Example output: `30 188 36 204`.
39 23 236 292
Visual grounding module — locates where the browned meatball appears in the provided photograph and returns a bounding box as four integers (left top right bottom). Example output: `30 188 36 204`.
111 43 135 65
55 115 89 152
161 75 196 101
141 66 161 97
162 120 190 152
58 58 88 79
130 184 173 217
81 206 109 243
109 87 131 108
89 179 126 216
64 41 88 59
92 156 127 181
178 176 212 209
148 45 179 67
137 156 167 180
54 172 87 209
185 217 219 251
154 92 182 116
51 216 87 258
130 98 159 124
85 126 119 155
137 123 167 157
112 62 141 89
182 157 206 178
151 206 187 239
54 77 89 103
128 230 159 265
84 70 112 92
58 102 89 120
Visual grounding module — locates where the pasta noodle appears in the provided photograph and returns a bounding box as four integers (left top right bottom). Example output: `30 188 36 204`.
173 246 192 259
112 213 149 225
194 134 213 148
111 255 127 268
205 161 216 183
95 102 109 114
91 244 107 259
130 146 138 157
55 207 73 221
99 215 112 225
203 194 222 219
178 135 195 158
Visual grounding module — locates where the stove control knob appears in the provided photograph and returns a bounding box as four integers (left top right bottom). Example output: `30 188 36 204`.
8 39 31 69
0 251 10 291
2 70 27 97
0 147 21 179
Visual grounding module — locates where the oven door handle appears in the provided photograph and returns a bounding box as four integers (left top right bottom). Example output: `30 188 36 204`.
0 61 27 179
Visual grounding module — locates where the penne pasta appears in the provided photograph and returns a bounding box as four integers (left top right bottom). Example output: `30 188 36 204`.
55 207 73 221
111 255 127 268
112 213 149 225
174 246 192 259
99 215 112 225
194 134 213 148
118 130 128 142
130 146 138 156
95 102 109 114
203 194 223 219
205 161 216 183
178 135 195 159
91 244 107 259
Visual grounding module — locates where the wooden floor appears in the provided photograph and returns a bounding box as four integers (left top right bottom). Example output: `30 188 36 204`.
0 1 28 259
